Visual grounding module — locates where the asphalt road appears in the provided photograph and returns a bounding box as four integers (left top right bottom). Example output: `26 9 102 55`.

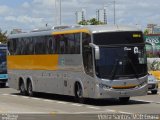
0 87 160 120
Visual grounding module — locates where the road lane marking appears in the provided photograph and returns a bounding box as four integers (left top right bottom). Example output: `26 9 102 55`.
118 111 132 114
2 94 9 96
57 101 67 104
31 97 41 100
43 99 54 102
10 95 19 97
86 106 100 110
71 103 83 107
107 109 117 113
22 96 30 99
106 109 132 114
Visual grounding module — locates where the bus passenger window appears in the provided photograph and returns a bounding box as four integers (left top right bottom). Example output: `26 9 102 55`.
47 37 55 54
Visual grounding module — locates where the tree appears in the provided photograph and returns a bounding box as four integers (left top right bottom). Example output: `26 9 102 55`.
144 29 149 35
89 18 104 25
78 20 89 25
78 18 105 25
0 29 7 44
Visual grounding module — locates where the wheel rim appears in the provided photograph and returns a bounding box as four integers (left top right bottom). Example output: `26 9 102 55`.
20 83 25 94
28 83 32 95
76 83 82 98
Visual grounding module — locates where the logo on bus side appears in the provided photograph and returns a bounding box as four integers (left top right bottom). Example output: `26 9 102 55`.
134 47 139 54
124 47 131 51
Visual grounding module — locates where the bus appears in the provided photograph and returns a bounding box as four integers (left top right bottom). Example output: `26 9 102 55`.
7 25 148 103
0 44 8 87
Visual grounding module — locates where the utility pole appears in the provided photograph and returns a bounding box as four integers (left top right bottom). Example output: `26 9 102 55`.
82 8 86 21
59 0 61 25
96 8 107 24
104 7 107 24
96 10 100 22
113 0 116 25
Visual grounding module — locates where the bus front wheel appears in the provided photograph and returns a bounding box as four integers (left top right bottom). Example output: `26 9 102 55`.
75 82 85 103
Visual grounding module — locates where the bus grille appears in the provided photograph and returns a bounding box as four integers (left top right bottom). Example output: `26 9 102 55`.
112 85 136 89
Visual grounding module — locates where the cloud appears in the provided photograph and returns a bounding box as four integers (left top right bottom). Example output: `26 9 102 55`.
0 5 10 15
22 2 30 9
32 0 56 9
1 0 160 31
5 15 44 24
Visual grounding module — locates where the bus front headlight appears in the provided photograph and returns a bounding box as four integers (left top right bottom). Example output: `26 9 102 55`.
99 83 111 90
137 80 147 88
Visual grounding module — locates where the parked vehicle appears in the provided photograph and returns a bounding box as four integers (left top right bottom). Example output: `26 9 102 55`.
148 73 158 94
0 44 7 88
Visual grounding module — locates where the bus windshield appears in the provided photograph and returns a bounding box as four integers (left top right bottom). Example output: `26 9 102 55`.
0 49 7 73
93 32 147 80
95 46 147 79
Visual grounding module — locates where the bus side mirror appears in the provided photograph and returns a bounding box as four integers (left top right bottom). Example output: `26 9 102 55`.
89 43 100 60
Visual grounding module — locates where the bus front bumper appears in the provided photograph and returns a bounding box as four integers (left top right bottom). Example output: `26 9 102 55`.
94 83 148 99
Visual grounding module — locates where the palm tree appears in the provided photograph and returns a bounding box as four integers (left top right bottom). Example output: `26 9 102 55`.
0 29 7 44
78 18 105 25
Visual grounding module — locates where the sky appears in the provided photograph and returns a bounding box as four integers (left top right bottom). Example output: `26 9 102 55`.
0 0 160 32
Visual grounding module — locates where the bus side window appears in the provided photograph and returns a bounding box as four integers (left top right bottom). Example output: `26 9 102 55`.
75 33 80 54
82 33 94 77
46 36 55 54
8 39 13 55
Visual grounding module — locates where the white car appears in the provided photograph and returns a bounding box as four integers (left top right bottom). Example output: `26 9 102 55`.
148 73 159 94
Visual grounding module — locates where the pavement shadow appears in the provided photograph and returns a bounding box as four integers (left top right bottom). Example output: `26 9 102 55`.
11 92 150 106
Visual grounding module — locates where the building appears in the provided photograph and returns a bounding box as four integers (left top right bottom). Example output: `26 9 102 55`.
146 24 160 34
75 9 86 23
96 8 107 24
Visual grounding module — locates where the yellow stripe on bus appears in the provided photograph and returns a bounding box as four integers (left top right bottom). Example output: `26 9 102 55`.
52 29 90 35
7 55 59 70
112 85 137 89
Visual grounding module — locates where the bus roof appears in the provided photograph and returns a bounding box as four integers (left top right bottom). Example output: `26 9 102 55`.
8 25 141 39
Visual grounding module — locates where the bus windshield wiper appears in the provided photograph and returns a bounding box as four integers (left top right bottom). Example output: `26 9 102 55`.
110 59 119 80
128 59 139 79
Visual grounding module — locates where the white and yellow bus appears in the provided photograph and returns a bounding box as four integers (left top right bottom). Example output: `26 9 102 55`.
8 25 148 103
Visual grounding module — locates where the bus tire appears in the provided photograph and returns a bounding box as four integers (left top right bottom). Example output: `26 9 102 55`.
27 81 34 97
119 97 130 104
19 80 26 95
151 90 157 94
0 83 6 88
74 82 85 103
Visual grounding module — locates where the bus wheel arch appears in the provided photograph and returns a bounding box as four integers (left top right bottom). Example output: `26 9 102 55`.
26 78 34 97
19 77 26 95
74 81 85 103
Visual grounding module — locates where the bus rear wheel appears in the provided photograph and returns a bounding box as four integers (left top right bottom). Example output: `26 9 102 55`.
27 81 34 97
75 82 85 103
19 81 26 95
